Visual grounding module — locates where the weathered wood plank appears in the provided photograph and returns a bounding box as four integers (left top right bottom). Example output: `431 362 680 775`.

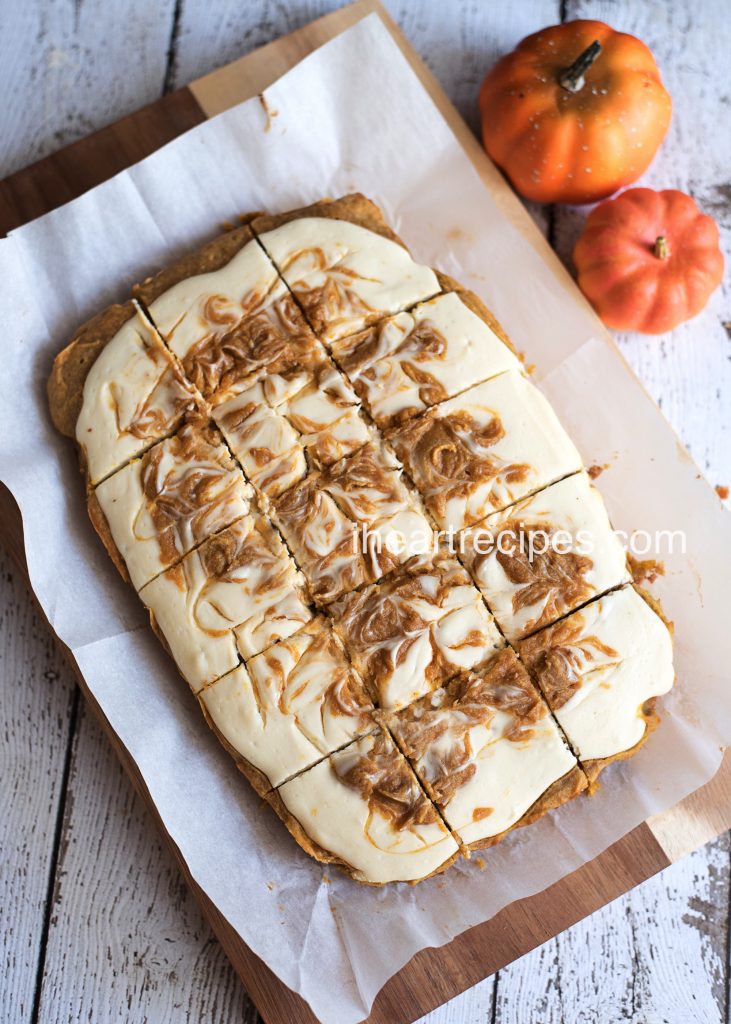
1 0 178 177
0 547 77 1024
34 701 261 1024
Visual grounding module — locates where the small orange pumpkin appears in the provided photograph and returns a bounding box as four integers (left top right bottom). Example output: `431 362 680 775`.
479 20 672 204
573 188 724 334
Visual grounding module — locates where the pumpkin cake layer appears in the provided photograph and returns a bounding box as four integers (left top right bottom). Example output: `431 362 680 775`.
273 727 460 884
331 290 522 428
518 586 674 782
199 617 374 792
93 420 253 590
389 370 583 532
461 471 630 641
271 442 435 604
212 357 371 498
388 648 585 849
330 558 503 710
47 193 675 884
140 515 312 691
252 195 440 345
52 301 201 486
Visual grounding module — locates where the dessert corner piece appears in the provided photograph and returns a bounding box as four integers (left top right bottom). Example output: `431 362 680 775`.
271 441 435 604
330 557 503 710
389 370 583 532
331 289 522 429
388 647 585 850
139 514 312 692
518 585 675 783
49 300 201 486
272 726 459 884
93 420 253 590
199 617 374 794
461 470 630 641
251 194 440 345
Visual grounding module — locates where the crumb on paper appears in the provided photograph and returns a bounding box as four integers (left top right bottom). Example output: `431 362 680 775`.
221 219 235 232
259 93 279 132
628 554 665 586
587 463 609 480
474 857 486 871
322 873 331 885
278 903 285 914
716 484 729 501
266 881 275 891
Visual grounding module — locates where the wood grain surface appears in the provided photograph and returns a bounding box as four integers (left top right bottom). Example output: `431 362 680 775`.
2 2 729 1023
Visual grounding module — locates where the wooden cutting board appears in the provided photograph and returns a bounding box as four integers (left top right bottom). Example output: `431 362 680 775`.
2 2 730 1021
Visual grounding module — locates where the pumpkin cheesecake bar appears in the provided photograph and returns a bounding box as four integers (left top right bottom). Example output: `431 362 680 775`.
139 515 312 691
331 290 522 428
136 223 320 400
461 471 630 640
272 726 460 884
387 648 585 850
389 370 583 532
212 357 371 498
518 586 674 783
92 420 253 589
199 617 374 795
330 558 503 710
252 195 440 345
271 442 435 604
48 301 201 486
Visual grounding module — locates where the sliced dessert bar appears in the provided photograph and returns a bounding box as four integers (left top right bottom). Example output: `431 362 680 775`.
389 370 582 532
330 558 503 710
199 618 374 794
140 515 312 690
518 586 674 783
461 471 630 640
273 727 459 884
388 648 585 850
331 290 522 428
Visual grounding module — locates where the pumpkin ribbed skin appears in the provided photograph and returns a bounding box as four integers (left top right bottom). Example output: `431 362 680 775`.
479 20 671 204
573 188 724 334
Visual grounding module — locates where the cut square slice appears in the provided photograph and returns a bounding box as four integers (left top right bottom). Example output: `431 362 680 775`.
252 195 439 345
388 648 585 850
140 515 312 691
273 727 459 884
93 421 253 590
389 370 583 532
331 290 522 428
199 618 374 793
461 471 630 640
140 228 319 399
330 558 503 710
70 303 200 485
518 586 674 782
213 358 370 498
271 442 436 604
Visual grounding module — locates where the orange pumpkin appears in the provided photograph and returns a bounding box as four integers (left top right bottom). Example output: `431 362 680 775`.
479 20 672 204
573 188 724 334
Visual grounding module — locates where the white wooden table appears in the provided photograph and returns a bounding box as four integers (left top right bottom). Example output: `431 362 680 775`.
2 2 729 1022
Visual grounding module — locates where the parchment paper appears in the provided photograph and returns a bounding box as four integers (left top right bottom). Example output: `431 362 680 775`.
2 16 730 1024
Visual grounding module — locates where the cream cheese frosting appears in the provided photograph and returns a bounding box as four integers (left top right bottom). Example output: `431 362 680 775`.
255 218 439 344
140 515 312 690
461 471 630 640
331 559 503 709
199 619 373 788
95 423 253 589
213 360 370 497
332 291 522 427
390 370 583 532
276 728 459 884
272 443 435 603
518 586 674 762
389 648 578 848
76 308 199 485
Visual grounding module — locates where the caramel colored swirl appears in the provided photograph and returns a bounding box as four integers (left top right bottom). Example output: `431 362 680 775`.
111 354 196 441
520 616 619 711
280 246 377 337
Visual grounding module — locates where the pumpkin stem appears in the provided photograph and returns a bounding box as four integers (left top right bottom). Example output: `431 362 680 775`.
558 40 602 93
654 235 670 260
